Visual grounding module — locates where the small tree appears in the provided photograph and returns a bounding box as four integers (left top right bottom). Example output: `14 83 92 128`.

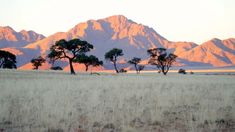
48 52 63 70
128 57 145 74
137 65 145 73
31 56 46 70
75 54 103 73
89 55 103 74
0 50 17 69
104 48 123 73
48 38 93 74
75 54 91 72
148 57 161 73
147 48 177 75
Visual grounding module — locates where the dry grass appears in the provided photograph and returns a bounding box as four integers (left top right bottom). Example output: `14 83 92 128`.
0 69 234 132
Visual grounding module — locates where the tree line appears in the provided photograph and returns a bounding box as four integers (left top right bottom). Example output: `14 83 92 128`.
0 38 177 75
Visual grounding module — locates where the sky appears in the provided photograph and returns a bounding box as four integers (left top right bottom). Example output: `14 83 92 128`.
0 0 234 44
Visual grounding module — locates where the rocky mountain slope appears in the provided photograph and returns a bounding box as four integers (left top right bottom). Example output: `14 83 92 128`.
0 15 234 70
179 38 235 67
0 26 45 48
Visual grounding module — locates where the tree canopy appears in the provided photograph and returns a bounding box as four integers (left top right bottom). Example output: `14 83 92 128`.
48 38 93 74
128 57 141 65
128 57 144 74
104 48 123 73
0 50 17 69
31 56 46 70
147 48 177 75
75 54 103 72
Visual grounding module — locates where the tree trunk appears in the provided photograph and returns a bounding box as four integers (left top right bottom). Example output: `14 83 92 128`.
156 65 161 73
134 64 138 74
69 59 75 74
165 66 170 75
90 67 93 74
113 61 119 73
85 65 89 72
0 61 3 68
162 66 167 75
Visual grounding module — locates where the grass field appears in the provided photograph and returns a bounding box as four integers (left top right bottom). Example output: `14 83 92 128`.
0 69 235 132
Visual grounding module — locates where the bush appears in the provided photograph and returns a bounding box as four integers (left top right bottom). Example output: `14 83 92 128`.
190 71 194 74
119 68 127 73
178 69 186 74
51 66 63 70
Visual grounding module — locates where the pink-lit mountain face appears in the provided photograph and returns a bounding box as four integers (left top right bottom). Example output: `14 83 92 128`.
0 15 234 70
0 26 45 48
178 38 235 67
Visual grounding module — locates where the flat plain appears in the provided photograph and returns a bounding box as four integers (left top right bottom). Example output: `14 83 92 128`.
0 69 234 132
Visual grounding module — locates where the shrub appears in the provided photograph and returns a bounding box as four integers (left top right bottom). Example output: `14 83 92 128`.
178 69 186 74
119 68 127 73
50 66 63 70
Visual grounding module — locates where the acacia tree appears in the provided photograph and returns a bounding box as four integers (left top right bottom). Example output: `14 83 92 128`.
128 57 145 74
31 56 46 70
48 38 93 74
147 48 177 75
0 50 17 69
74 54 103 72
48 54 63 71
89 55 103 74
104 48 123 73
137 65 145 73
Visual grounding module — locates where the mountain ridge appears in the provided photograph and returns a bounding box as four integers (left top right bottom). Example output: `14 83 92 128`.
0 15 234 70
179 38 235 67
0 26 45 48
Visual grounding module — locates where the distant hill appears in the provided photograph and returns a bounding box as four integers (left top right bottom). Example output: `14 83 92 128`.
0 15 234 71
0 26 45 48
179 38 235 67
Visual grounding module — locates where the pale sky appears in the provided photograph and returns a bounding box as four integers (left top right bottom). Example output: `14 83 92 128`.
1 0 234 44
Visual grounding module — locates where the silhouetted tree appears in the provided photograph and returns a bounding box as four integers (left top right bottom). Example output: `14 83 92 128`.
0 50 17 69
128 57 145 74
48 52 56 66
137 65 145 73
47 39 93 74
148 57 161 73
105 48 123 73
48 53 63 70
31 56 46 70
74 54 90 71
75 54 103 73
128 57 140 73
89 56 103 74
147 48 177 75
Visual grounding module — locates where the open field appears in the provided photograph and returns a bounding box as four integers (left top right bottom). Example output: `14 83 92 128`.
0 69 235 132
126 69 235 75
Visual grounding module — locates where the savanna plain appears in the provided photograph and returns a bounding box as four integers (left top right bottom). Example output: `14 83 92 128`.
0 70 234 132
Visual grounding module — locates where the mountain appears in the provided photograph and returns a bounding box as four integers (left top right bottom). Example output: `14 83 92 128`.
25 15 198 57
179 38 235 67
22 15 197 70
0 26 45 48
0 15 234 71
